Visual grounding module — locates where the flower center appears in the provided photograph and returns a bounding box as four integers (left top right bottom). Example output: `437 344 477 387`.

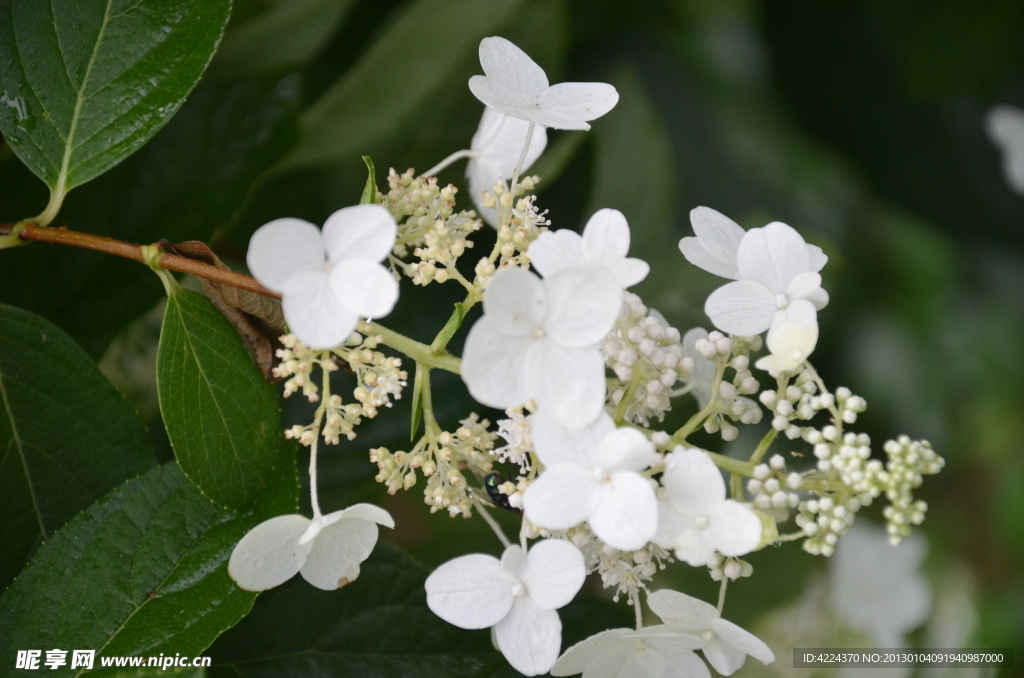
775 294 790 309
532 327 546 339
701 629 715 643
592 467 611 483
694 514 710 530
511 582 526 597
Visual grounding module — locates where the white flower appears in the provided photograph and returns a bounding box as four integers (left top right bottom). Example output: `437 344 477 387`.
754 320 818 374
523 412 659 550
551 627 709 678
469 36 619 131
462 266 621 428
527 209 650 289
648 589 776 676
247 205 399 349
425 540 585 676
703 221 829 339
830 521 930 648
986 105 1024 194
679 206 827 280
654 448 762 566
228 504 394 591
468 106 548 227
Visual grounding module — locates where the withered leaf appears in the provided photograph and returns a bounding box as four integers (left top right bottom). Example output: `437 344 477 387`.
162 240 285 381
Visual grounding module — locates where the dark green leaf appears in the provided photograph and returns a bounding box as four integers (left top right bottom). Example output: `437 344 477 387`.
0 464 260 675
360 155 377 205
157 287 282 511
0 303 155 591
0 74 302 357
208 544 503 678
286 0 526 168
0 0 232 204
210 0 358 76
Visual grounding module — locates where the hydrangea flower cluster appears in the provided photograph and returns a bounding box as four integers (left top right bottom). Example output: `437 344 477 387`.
226 35 946 678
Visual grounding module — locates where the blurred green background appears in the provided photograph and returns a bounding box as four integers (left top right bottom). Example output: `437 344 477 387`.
2 0 1021 674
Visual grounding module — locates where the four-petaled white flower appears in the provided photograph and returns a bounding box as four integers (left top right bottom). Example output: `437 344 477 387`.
551 626 709 678
425 540 586 677
468 106 548 227
247 205 399 349
754 320 819 375
703 221 829 340
648 589 776 676
985 105 1024 195
228 504 394 591
527 209 650 289
523 412 659 550
469 36 619 131
679 206 827 280
462 266 622 428
830 521 931 648
654 447 762 566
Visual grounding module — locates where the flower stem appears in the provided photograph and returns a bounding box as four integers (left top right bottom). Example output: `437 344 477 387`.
419 365 441 437
749 429 778 466
613 373 641 425
717 575 728 614
420 149 477 179
0 222 279 298
309 358 332 519
631 587 644 630
365 322 461 374
673 358 727 439
476 501 512 548
510 122 536 192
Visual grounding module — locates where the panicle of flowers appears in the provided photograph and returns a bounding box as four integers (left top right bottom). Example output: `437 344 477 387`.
602 292 689 426
472 176 547 288
494 406 534 473
349 325 408 417
383 168 482 285
683 330 764 440
274 333 329 402
879 436 944 545
370 414 498 516
747 455 802 525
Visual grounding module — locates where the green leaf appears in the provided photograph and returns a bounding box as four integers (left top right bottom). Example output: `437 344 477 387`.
410 363 425 442
208 544 503 678
0 463 261 675
0 303 155 591
359 155 377 205
0 0 232 217
157 287 282 511
0 74 302 357
209 0 358 76
286 0 526 169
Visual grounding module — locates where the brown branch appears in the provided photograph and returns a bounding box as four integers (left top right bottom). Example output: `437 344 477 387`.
0 223 280 300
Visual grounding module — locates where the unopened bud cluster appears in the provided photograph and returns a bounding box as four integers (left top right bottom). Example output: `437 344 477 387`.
880 436 944 544
349 327 408 417
708 553 754 582
796 495 861 557
748 455 802 524
473 178 546 288
693 332 763 441
273 334 326 402
603 294 688 426
494 406 534 472
370 414 498 516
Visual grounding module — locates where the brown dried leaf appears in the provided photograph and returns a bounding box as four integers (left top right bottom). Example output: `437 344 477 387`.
162 240 285 382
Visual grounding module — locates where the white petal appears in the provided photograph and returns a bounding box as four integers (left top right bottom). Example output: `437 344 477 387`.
607 258 650 288
462 317 533 408
425 553 513 629
589 473 658 550
639 637 713 678
806 244 828 273
523 539 586 610
329 260 398 319
662 449 726 516
282 270 358 349
478 36 549 98
524 341 607 429
528 230 587 279
711 618 775 665
647 589 719 633
532 411 616 468
736 222 811 292
709 501 762 557
674 528 717 567
771 299 817 341
680 207 745 279
702 638 748 676
494 596 562 676
581 208 630 263
228 514 312 592
803 286 830 310
469 75 537 122
542 267 622 348
535 82 620 131
484 267 547 337
786 271 821 300
653 499 695 550
704 281 776 336
467 156 504 228
523 465 600 530
472 106 548 178
551 629 634 677
247 218 325 293
322 204 397 264
336 502 395 528
299 517 378 590
501 544 528 579
597 427 658 473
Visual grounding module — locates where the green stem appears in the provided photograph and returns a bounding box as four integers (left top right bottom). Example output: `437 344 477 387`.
419 365 441 436
730 472 745 500
366 322 461 374
673 359 727 439
613 373 642 424
749 429 778 466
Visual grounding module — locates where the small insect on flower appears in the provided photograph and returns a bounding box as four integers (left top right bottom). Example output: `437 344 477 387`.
483 471 522 515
